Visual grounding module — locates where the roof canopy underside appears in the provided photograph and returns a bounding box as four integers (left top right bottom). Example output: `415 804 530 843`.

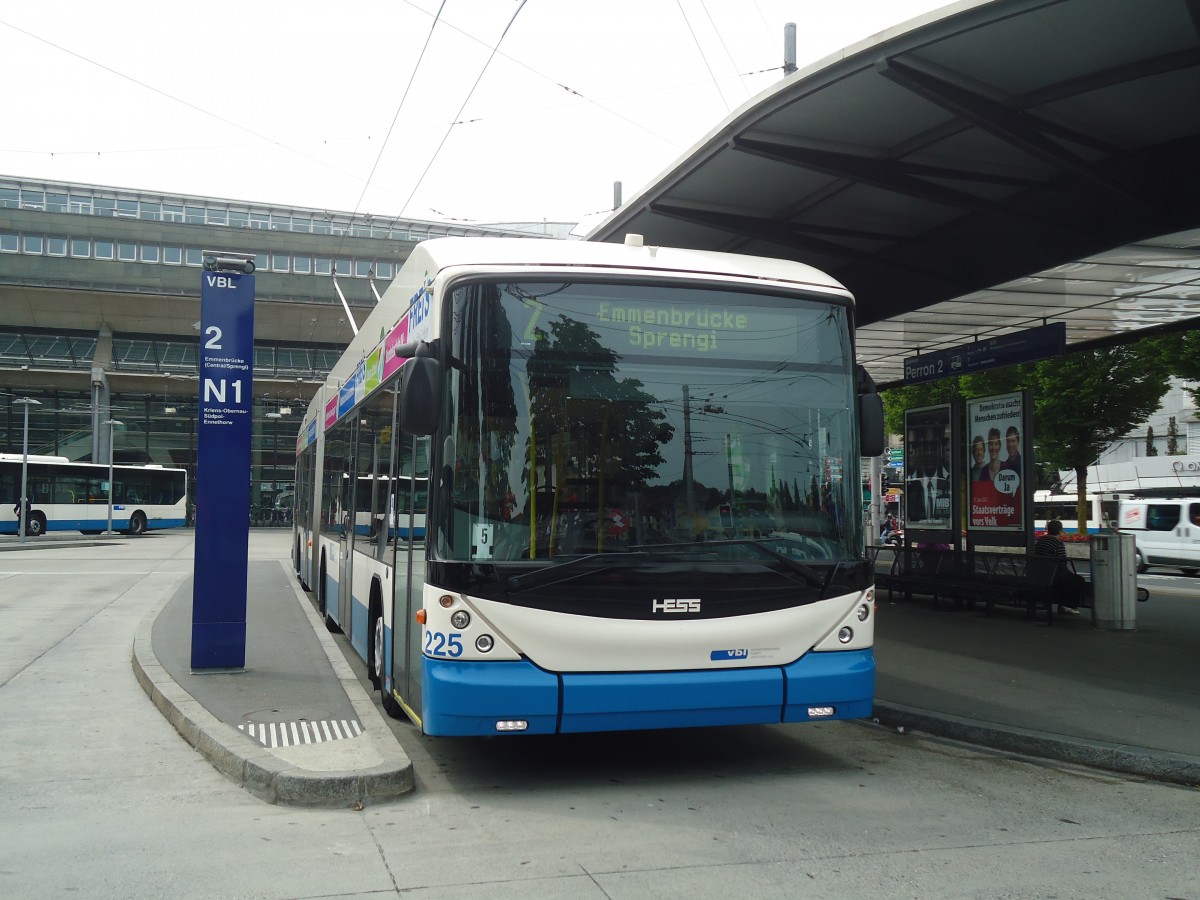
588 0 1200 386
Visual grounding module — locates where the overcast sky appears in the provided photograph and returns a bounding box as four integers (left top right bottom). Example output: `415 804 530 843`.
1 0 949 230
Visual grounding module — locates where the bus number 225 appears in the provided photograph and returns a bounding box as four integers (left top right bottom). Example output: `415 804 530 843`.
424 631 463 657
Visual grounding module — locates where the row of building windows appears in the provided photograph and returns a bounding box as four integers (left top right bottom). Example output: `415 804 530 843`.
1 181 518 241
0 231 396 279
0 329 340 377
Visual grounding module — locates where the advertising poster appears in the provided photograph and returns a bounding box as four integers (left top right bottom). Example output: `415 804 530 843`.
966 392 1025 532
903 404 953 530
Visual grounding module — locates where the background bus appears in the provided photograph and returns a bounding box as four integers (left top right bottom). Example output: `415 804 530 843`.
340 474 428 542
291 237 884 737
1033 490 1119 535
0 453 187 536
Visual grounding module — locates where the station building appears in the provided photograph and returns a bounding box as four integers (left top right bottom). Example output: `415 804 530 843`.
0 175 561 521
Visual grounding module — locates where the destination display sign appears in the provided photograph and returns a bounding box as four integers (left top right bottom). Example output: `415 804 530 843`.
904 322 1066 385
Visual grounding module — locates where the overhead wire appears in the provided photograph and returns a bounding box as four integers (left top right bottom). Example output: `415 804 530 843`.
395 0 530 220
348 0 448 224
696 0 755 102
0 18 362 185
332 0 449 288
395 0 680 155
675 0 731 114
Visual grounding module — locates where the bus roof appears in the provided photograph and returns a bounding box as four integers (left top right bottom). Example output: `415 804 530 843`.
313 236 854 412
396 236 851 298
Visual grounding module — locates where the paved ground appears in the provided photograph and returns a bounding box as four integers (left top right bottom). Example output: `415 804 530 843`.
3 528 1198 801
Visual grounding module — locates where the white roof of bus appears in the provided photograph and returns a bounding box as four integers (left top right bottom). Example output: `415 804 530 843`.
400 236 851 296
305 236 854 430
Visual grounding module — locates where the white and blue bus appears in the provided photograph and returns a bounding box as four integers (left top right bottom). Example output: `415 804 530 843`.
291 236 884 736
1 453 187 536
1033 491 1120 535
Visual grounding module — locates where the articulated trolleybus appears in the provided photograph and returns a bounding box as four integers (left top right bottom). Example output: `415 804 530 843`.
292 236 884 736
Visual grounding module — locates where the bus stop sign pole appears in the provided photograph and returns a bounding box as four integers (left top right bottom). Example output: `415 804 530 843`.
191 253 256 669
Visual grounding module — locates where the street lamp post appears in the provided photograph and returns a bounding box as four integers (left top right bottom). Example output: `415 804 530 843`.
266 412 282 527
13 397 41 544
103 419 124 535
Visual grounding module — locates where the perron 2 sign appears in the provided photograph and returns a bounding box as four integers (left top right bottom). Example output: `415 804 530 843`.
191 268 255 668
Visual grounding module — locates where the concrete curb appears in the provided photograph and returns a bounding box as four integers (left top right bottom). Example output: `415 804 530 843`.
872 700 1200 787
131 566 414 807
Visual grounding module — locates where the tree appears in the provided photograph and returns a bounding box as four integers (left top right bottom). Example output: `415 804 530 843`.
1159 331 1200 408
1146 426 1158 456
1167 416 1180 455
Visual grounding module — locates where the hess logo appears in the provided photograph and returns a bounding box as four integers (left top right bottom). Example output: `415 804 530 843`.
652 598 700 613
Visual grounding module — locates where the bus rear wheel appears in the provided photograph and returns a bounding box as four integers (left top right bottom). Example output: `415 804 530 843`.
25 512 46 537
129 512 148 535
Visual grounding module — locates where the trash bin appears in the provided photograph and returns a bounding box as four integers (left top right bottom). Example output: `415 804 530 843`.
1089 532 1137 630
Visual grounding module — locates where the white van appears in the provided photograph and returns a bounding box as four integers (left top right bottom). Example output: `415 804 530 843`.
1117 498 1200 575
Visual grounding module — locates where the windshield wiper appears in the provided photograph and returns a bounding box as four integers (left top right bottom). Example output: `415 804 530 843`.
505 552 650 592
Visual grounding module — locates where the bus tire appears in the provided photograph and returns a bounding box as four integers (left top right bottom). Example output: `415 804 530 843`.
129 512 148 535
318 555 339 632
26 512 46 537
381 681 404 719
368 603 383 690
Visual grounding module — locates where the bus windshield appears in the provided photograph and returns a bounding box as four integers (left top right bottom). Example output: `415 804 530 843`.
435 279 861 565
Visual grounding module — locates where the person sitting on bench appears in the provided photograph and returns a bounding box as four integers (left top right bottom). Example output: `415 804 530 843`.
1034 519 1085 615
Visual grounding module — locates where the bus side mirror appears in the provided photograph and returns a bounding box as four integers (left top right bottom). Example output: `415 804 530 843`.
859 393 885 457
399 356 442 436
857 365 885 458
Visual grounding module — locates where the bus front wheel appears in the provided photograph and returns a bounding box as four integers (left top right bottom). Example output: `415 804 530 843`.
129 512 148 535
25 512 46 537
368 606 383 689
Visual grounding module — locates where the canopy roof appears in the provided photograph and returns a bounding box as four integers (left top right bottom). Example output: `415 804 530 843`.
588 0 1200 386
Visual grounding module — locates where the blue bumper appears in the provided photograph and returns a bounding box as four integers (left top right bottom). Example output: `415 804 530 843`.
421 649 874 736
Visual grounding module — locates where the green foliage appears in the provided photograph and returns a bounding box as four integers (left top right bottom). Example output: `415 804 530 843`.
1158 331 1200 407
881 379 963 435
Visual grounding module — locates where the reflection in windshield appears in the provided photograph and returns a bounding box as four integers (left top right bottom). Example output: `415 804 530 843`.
436 280 860 564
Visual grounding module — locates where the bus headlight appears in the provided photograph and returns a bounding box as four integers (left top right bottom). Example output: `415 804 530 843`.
838 626 854 643
450 610 471 629
857 603 871 621
475 635 494 653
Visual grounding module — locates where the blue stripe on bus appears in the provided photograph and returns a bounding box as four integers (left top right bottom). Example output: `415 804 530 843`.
0 516 186 534
420 649 875 736
350 588 370 660
560 666 784 733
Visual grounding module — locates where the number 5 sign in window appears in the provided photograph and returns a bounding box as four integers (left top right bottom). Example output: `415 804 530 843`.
473 522 493 560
